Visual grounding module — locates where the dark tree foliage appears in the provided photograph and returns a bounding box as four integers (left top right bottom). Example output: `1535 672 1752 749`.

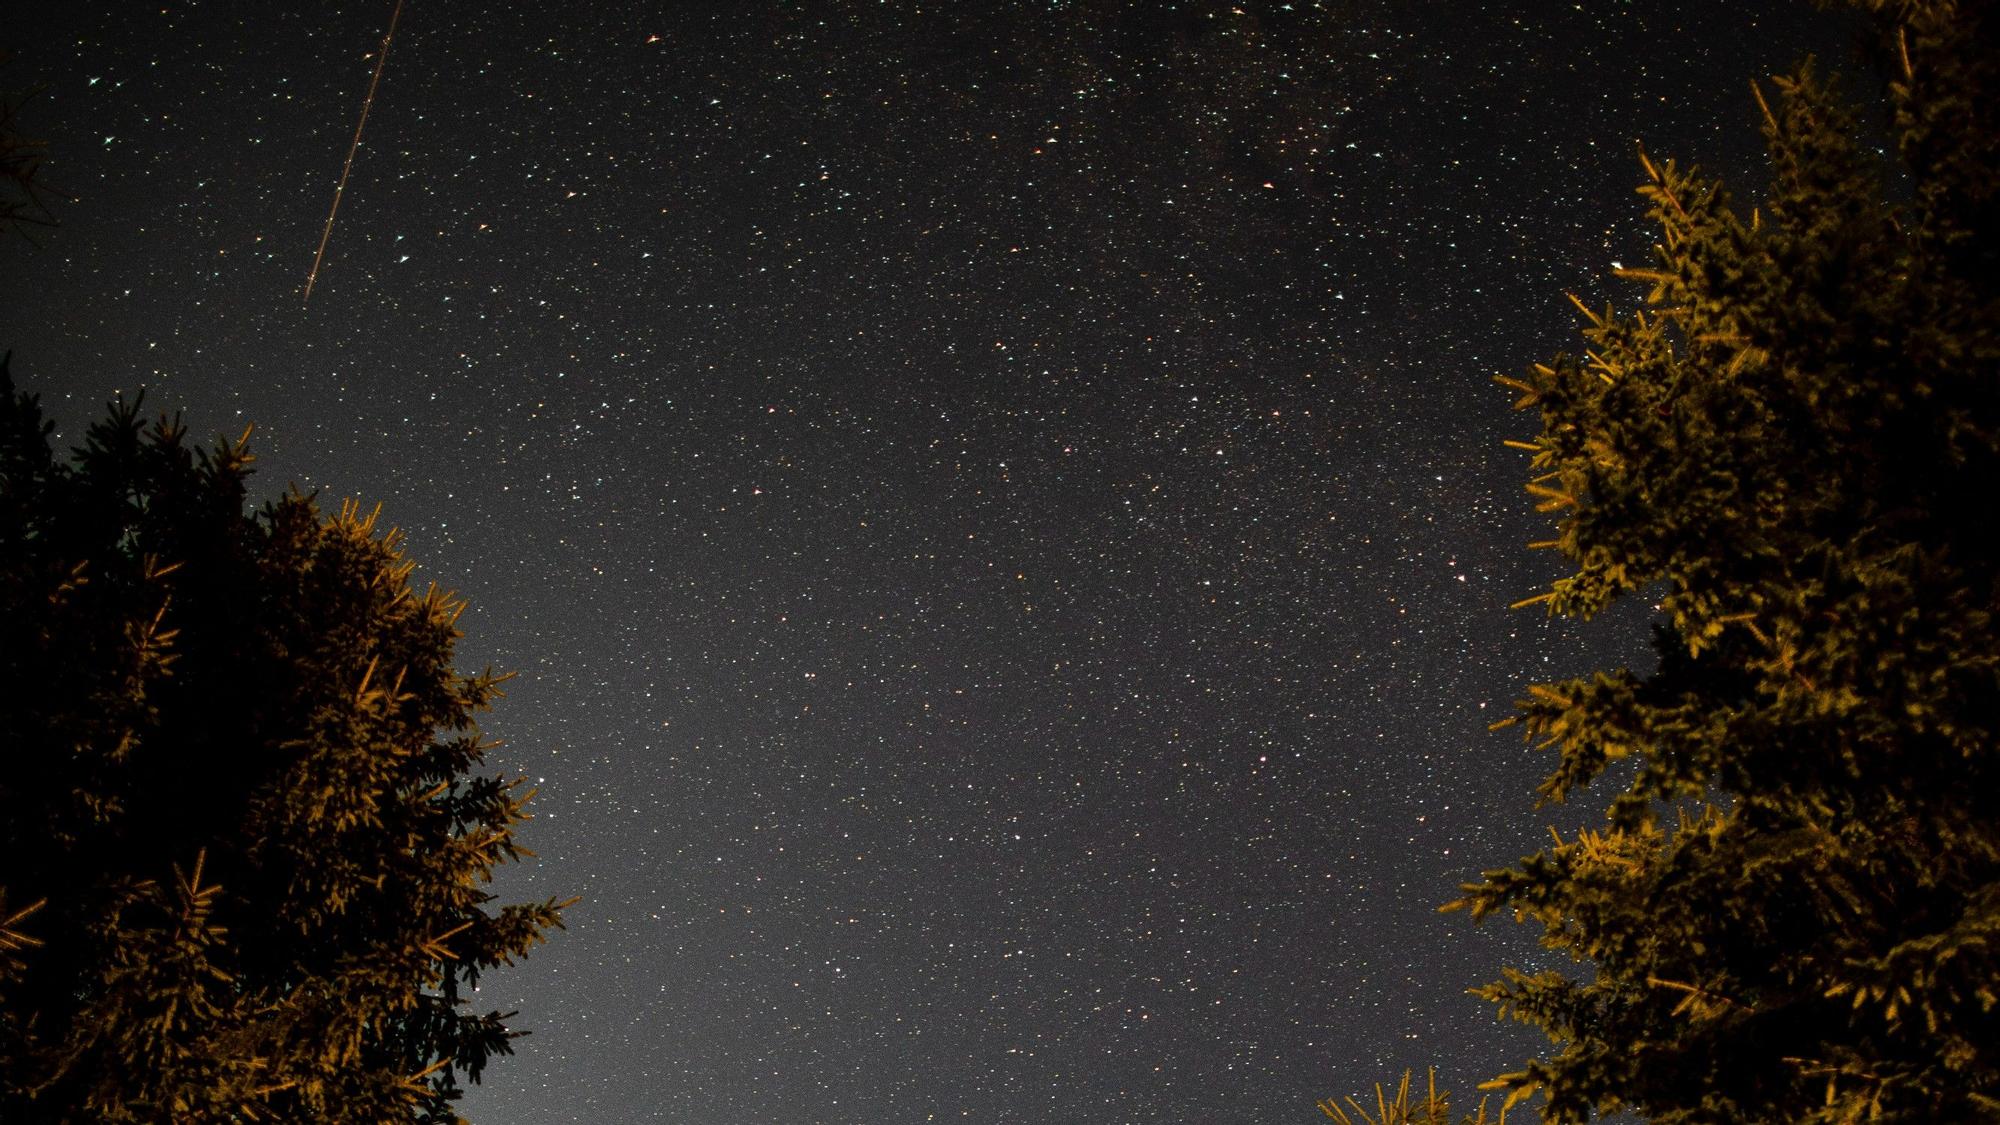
1449 1 2000 1121
0 360 572 1123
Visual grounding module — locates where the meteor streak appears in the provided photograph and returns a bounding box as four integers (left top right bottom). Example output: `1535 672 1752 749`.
303 0 404 305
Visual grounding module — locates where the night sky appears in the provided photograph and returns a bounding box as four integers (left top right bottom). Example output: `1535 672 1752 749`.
2 3 1855 1121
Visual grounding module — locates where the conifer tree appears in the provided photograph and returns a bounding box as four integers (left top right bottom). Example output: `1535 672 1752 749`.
1451 1 2000 1121
0 360 573 1123
1316 1068 1507 1125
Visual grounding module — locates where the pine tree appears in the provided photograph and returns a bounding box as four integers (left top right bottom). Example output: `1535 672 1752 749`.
0 359 573 1123
1452 1 2000 1121
1316 1068 1508 1125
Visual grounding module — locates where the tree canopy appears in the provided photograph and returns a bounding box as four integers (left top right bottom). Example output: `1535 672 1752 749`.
0 361 572 1123
1445 0 2000 1121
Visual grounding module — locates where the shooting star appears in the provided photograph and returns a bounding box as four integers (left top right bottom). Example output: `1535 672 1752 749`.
303 0 405 305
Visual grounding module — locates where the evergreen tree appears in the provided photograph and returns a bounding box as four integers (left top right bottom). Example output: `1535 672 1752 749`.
1451 1 2000 1121
1316 1068 1507 1125
0 360 573 1123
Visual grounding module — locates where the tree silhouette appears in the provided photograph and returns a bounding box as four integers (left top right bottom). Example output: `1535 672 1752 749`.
0 362 573 1123
1447 0 2000 1121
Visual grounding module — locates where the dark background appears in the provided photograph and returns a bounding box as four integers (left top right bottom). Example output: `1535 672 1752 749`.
1 2 1858 1121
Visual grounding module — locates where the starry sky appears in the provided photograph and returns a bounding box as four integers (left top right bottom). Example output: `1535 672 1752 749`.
1 3 1857 1122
